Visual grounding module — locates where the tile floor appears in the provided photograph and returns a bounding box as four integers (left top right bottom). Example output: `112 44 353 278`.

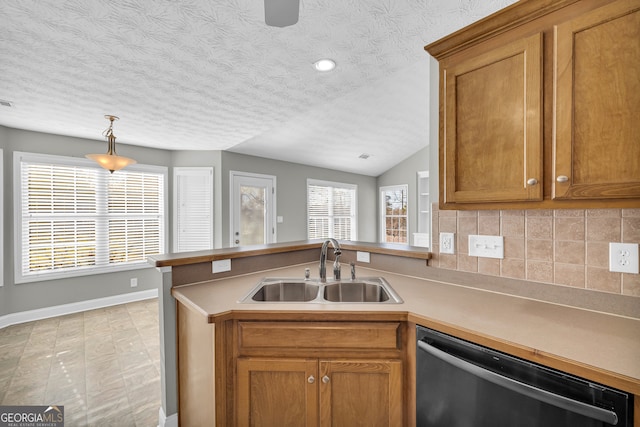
0 298 161 426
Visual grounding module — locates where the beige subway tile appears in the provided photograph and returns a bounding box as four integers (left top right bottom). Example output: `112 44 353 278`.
501 210 524 217
439 208 457 217
502 216 525 237
526 239 553 261
554 263 585 288
504 236 525 259
458 210 478 217
478 258 500 276
458 254 478 273
439 217 456 233
622 217 640 242
438 253 457 270
458 233 469 254
554 209 585 217
554 217 585 240
458 216 478 236
501 258 525 279
554 240 585 265
622 274 640 297
478 210 500 217
586 209 621 218
429 246 440 268
586 217 621 242
586 267 621 294
526 260 554 283
586 241 609 269
526 209 552 217
622 208 640 217
478 215 500 235
526 216 552 240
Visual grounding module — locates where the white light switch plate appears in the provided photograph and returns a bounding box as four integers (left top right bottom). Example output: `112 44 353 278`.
469 235 504 259
212 259 232 273
609 243 639 274
439 232 455 254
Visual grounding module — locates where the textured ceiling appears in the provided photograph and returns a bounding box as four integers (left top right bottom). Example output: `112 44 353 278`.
1 0 517 176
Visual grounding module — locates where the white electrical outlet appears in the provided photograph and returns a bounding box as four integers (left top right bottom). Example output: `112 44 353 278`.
212 259 232 273
356 251 370 263
130 278 138 287
469 235 504 259
440 232 455 255
609 243 639 274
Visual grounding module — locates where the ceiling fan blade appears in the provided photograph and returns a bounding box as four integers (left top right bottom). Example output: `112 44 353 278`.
264 0 299 27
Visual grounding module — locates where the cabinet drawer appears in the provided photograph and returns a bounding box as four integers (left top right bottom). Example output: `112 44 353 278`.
238 321 401 351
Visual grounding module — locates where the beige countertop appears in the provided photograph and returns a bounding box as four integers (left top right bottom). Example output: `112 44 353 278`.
171 262 640 395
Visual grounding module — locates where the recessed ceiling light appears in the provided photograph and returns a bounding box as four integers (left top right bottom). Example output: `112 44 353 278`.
0 100 14 107
313 59 336 72
359 153 370 159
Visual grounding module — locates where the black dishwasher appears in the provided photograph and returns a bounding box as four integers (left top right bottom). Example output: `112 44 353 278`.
416 326 633 427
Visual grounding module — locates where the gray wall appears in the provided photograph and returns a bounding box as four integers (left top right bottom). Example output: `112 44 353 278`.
0 127 173 316
221 151 378 246
0 127 382 316
377 146 430 243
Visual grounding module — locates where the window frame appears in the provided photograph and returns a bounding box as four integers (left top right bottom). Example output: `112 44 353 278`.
13 151 168 284
380 184 409 244
306 178 358 241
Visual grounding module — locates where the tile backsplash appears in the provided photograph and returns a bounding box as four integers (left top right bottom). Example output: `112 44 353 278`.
430 204 640 297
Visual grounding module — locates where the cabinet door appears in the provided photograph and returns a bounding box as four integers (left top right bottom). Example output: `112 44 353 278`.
237 358 318 427
319 360 403 427
554 0 640 199
442 33 543 204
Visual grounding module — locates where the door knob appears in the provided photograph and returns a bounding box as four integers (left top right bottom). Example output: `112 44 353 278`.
322 375 330 384
526 178 538 186
308 375 315 384
556 175 569 183
235 240 240 244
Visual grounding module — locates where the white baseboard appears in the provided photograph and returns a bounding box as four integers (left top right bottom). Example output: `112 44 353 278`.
0 288 158 329
158 406 178 427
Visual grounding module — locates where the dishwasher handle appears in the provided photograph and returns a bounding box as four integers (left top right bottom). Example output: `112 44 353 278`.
418 340 619 426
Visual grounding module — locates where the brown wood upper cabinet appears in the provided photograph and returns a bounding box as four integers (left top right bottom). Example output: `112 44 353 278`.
426 0 640 209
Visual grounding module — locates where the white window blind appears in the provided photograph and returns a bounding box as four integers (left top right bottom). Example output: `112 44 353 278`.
380 185 408 244
307 179 357 240
15 152 166 283
173 167 214 252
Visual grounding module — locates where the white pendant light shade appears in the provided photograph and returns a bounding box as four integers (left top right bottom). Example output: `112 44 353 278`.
86 115 136 173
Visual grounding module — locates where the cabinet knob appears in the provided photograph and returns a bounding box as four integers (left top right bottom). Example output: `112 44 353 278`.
307 375 315 384
556 175 569 183
322 375 330 384
526 178 538 186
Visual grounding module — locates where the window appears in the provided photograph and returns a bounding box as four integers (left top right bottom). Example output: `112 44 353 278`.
173 167 214 252
380 185 408 243
307 179 357 240
14 152 167 283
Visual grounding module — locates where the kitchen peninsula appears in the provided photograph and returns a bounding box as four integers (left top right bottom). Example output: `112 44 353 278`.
150 241 640 426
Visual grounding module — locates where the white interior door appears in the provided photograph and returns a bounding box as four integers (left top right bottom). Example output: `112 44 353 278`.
230 171 276 247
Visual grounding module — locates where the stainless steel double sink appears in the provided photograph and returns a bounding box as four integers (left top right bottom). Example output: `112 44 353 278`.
239 277 403 304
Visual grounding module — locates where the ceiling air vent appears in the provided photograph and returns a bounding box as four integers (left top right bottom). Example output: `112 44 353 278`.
0 100 14 108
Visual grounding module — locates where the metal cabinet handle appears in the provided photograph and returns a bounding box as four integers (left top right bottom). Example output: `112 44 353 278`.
556 175 569 183
526 178 538 186
307 375 315 384
322 375 330 384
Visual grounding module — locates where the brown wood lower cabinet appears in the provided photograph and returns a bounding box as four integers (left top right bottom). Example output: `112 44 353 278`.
236 357 403 426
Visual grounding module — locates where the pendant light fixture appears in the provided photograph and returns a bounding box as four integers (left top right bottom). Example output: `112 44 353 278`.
86 115 136 173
